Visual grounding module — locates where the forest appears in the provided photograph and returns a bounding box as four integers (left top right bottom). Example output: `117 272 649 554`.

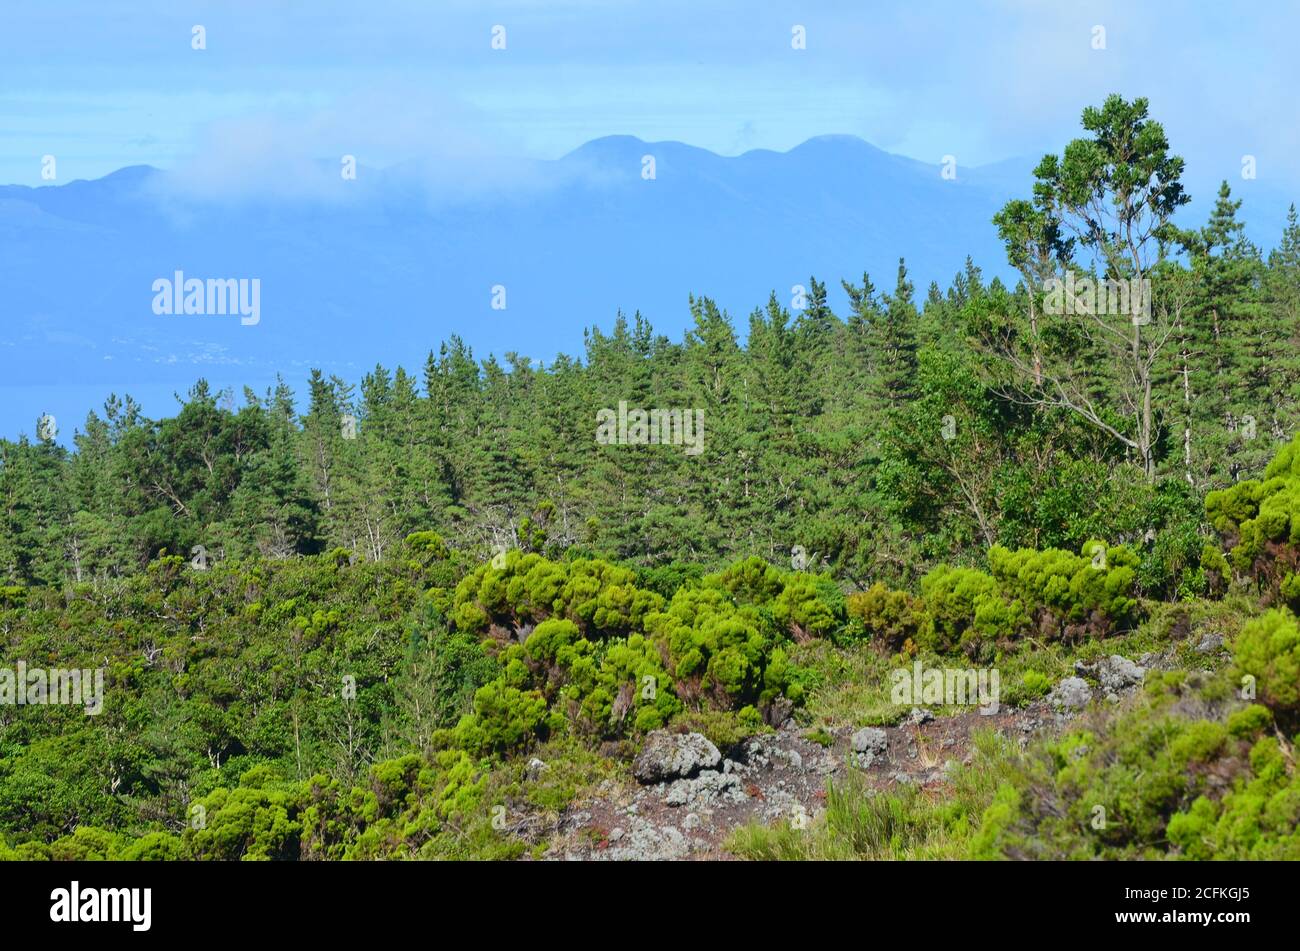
2 95 1299 860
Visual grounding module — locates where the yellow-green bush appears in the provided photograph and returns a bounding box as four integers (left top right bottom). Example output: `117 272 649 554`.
917 565 1022 654
1206 431 1300 594
987 541 1139 638
1231 608 1300 728
845 582 920 650
442 552 829 750
971 618 1300 860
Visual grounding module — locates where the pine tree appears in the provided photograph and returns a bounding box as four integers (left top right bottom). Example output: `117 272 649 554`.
872 258 920 411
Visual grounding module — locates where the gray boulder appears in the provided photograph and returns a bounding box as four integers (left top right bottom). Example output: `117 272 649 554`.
904 706 934 726
600 819 690 861
1048 676 1092 711
664 770 745 808
633 731 722 784
1195 634 1225 655
852 727 888 754
851 727 888 767
1074 655 1146 693
1098 655 1146 692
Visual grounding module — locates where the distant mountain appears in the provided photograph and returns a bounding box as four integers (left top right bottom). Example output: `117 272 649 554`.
0 135 1292 441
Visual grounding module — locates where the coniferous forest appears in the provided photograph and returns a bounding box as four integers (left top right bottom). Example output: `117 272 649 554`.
4 96 1300 864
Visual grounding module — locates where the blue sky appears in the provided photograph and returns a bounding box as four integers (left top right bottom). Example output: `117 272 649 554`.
2 0 1298 189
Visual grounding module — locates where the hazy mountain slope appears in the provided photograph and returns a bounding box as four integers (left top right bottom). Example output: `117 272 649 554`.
0 135 1290 440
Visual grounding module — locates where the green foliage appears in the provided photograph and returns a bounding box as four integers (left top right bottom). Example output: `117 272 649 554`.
405 531 448 555
1226 703 1272 739
187 782 301 861
918 565 1021 655
1231 608 1300 728
771 574 847 642
444 552 827 747
636 561 705 600
971 623 1300 860
447 683 549 757
118 831 187 861
3 93 1300 864
1207 432 1300 594
1166 735 1300 860
418 614 501 729
1017 670 1054 703
988 541 1140 639
845 582 919 650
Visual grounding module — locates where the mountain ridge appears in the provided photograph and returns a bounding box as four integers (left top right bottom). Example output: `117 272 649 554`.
0 134 1293 441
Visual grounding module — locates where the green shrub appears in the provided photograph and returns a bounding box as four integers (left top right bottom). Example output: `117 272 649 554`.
1227 704 1273 739
918 565 1020 655
771 574 846 642
48 826 122 861
405 531 449 560
451 552 665 639
987 541 1139 639
711 556 787 606
636 561 706 600
1282 572 1300 608
1231 608 1300 727
185 785 302 861
1166 735 1300 860
645 586 784 707
1200 543 1232 596
846 582 919 650
118 831 187 861
448 682 548 757
419 615 501 728
523 618 582 665
1206 432 1300 591
1018 670 1054 702
970 639 1300 862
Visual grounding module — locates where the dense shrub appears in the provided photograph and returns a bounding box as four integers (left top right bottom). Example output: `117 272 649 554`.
711 556 788 606
1166 735 1300 860
987 541 1139 639
772 574 848 642
917 566 1022 655
972 705 1239 859
186 778 301 861
644 586 785 708
27 745 509 862
971 621 1300 860
446 682 549 757
1206 431 1300 595
1231 608 1300 728
845 582 920 650
636 560 706 600
451 552 664 639
844 541 1141 657
443 552 834 747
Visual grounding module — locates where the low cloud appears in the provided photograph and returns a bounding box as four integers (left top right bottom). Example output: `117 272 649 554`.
150 88 579 207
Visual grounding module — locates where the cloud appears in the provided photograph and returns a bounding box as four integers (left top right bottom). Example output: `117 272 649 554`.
150 87 569 206
4 0 1297 193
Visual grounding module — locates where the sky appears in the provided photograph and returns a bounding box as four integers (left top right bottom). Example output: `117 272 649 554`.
2 0 1298 191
